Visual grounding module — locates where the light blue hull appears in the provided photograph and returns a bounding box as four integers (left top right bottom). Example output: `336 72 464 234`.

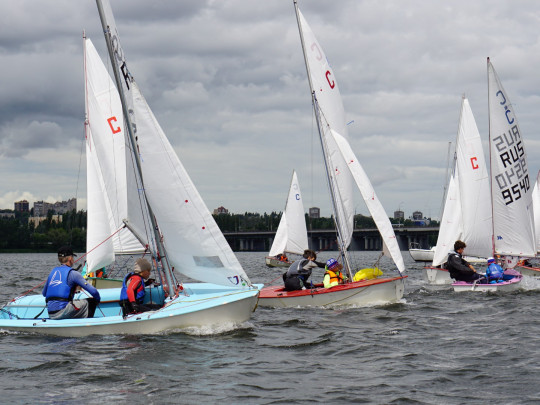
0 283 261 337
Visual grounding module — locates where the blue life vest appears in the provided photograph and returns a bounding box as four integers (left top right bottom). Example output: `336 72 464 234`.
45 265 74 303
486 263 504 280
120 272 146 303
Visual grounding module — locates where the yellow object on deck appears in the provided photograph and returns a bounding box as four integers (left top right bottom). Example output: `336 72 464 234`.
353 267 383 282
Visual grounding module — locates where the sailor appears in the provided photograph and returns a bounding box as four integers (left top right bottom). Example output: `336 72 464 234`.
42 245 101 320
323 258 346 288
445 240 482 283
119 258 162 316
282 249 325 291
485 257 505 283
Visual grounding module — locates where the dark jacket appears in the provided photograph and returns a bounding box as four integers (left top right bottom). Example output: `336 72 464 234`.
446 251 479 282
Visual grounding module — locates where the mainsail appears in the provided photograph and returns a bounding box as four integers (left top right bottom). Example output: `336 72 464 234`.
95 0 251 287
488 58 536 257
269 170 309 257
296 7 354 251
295 2 404 274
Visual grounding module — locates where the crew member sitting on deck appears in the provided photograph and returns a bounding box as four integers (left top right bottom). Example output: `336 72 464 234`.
282 249 325 291
42 245 101 320
323 258 346 288
485 257 505 283
446 240 482 283
119 258 162 317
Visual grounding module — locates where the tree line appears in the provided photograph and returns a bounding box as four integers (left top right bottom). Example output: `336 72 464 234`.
0 210 437 252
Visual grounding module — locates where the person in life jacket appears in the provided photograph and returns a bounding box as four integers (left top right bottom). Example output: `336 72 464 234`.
119 258 162 317
445 240 482 282
282 249 325 291
323 258 346 288
42 245 101 320
485 257 505 283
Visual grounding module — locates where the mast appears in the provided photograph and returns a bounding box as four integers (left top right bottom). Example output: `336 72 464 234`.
95 0 177 296
487 57 496 256
293 0 354 279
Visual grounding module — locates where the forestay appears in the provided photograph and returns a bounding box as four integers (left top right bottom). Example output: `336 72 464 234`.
488 59 535 257
269 170 309 257
96 0 251 287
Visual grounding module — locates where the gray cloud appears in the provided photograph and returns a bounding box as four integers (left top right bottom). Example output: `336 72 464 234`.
1 0 539 220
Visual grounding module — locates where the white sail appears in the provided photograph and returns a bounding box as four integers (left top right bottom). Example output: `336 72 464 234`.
131 84 250 285
455 97 492 259
86 133 115 271
331 129 405 273
296 5 404 274
269 170 309 257
297 9 354 249
432 174 463 266
488 59 536 257
84 39 146 264
96 0 251 287
533 171 540 254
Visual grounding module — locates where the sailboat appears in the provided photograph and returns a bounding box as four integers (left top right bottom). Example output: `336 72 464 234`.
408 243 435 262
424 96 492 285
515 171 540 277
0 0 260 336
452 58 533 292
258 1 406 308
265 170 309 268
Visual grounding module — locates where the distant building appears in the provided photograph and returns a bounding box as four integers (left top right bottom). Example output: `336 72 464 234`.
412 211 423 220
33 198 76 217
213 206 229 215
0 211 15 219
14 200 29 213
309 207 320 219
393 210 404 220
28 215 63 228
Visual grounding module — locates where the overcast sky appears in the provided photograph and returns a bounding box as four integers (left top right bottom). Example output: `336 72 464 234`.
1 1 540 220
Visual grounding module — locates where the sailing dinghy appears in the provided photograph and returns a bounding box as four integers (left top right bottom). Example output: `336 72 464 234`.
515 171 540 277
258 1 406 308
0 0 260 336
451 58 534 292
424 96 492 285
265 170 309 268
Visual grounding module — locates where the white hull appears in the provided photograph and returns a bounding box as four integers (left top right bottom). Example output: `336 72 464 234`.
452 277 522 292
409 248 435 262
516 265 540 278
0 284 260 337
258 277 405 308
423 267 452 285
265 257 291 268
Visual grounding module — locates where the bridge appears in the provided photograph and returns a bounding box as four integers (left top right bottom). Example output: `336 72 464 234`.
223 227 439 252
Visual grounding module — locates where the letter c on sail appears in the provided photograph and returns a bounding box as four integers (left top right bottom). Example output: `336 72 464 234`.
470 157 479 170
295 193 300 200
326 71 335 89
107 117 121 134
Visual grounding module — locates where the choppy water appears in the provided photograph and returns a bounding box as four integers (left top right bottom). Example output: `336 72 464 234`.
1 252 540 404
